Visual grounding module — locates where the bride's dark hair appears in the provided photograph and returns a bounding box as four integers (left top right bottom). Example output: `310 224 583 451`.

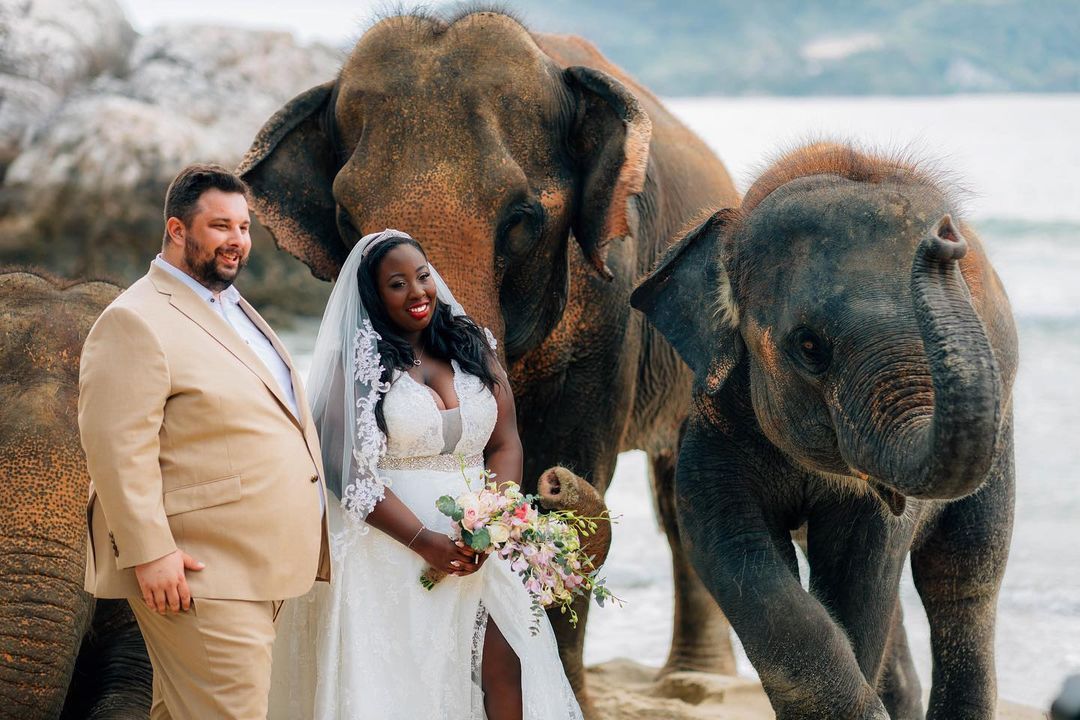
357 235 501 434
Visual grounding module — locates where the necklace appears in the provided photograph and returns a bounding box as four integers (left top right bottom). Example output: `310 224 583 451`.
412 346 424 367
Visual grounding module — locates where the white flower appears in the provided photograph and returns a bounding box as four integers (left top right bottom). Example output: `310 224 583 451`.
488 522 511 545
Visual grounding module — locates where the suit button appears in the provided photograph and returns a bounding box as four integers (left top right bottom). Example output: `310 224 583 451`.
109 531 119 557
310 475 319 484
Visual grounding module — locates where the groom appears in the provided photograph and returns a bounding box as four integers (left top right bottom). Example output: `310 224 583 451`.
79 163 330 719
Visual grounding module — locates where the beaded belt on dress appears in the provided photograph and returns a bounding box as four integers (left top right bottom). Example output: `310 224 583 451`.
377 452 484 472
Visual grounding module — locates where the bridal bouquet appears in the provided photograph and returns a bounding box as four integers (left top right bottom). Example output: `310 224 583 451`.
420 467 619 635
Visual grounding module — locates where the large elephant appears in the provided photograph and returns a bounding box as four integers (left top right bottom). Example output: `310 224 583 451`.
237 8 741 705
0 270 150 719
631 143 1018 719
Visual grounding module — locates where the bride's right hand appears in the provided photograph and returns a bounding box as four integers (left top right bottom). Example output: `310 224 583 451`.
413 529 485 576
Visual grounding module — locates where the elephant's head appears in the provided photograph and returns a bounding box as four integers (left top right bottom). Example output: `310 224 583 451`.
238 11 651 362
632 144 1016 508
0 271 121 716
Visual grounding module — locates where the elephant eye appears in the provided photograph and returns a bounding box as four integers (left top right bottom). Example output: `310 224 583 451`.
497 200 544 258
789 327 831 374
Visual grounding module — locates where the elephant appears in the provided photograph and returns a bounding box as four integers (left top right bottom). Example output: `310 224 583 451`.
0 269 151 719
630 142 1018 720
237 8 741 706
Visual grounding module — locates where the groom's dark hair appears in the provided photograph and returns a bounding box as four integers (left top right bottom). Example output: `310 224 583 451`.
358 235 501 434
162 163 250 246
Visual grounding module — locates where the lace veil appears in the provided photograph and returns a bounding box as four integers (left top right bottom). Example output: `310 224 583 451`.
307 229 470 526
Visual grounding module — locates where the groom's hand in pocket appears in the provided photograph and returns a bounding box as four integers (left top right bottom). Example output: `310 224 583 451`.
135 549 205 614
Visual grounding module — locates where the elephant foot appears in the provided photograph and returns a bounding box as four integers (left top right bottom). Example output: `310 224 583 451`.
659 646 737 678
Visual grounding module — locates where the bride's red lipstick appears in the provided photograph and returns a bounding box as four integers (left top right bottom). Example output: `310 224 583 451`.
407 301 430 320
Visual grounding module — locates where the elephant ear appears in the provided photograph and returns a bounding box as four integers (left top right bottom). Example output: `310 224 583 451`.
565 66 652 281
630 208 742 385
237 81 347 281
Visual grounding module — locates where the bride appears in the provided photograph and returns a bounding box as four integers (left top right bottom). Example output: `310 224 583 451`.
269 230 583 719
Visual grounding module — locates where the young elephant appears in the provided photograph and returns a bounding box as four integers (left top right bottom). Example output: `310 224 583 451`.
630 143 1018 720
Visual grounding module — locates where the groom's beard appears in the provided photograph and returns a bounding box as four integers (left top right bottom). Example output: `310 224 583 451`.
185 241 248 293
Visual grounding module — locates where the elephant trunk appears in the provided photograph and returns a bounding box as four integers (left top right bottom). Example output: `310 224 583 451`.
537 467 612 569
845 217 1002 499
0 545 93 719
0 436 95 719
62 599 152 719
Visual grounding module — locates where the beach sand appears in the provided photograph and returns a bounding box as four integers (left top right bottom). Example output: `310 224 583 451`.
587 659 1047 719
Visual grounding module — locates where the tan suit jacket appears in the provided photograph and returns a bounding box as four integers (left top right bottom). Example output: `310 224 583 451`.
79 263 331 601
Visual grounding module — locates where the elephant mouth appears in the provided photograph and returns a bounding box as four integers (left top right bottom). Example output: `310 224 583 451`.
811 465 907 517
819 416 908 516
868 479 908 517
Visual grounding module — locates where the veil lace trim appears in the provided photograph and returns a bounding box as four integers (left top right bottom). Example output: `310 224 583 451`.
341 320 392 518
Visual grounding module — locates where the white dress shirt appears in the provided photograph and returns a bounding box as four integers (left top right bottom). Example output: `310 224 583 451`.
153 255 301 420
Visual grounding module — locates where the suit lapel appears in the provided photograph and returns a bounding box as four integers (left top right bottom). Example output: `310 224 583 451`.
150 266 302 429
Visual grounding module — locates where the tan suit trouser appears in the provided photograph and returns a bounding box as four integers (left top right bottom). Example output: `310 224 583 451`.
129 597 285 720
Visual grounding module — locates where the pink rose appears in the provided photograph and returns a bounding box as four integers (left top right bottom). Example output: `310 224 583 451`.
462 507 480 532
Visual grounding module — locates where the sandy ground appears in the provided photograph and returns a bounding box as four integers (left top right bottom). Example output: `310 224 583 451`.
587 659 1048 719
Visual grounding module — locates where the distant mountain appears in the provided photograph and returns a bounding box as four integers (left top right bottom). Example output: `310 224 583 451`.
509 0 1080 96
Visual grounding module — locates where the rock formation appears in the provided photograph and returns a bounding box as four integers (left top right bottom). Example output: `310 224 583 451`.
0 2 340 317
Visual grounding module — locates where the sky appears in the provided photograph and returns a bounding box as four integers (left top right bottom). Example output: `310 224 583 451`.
118 0 390 45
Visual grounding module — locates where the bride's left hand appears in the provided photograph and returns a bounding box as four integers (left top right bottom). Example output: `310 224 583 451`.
452 541 489 574
413 530 486 577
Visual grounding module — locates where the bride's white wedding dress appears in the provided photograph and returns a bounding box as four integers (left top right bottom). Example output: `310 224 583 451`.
269 360 583 719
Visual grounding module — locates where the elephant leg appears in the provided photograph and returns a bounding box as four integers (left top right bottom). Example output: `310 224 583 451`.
879 603 925 720
911 419 1015 720
61 599 152 719
805 493 916 690
651 447 736 676
679 424 888 720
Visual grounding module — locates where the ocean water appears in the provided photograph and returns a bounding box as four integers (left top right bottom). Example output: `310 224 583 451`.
280 94 1080 711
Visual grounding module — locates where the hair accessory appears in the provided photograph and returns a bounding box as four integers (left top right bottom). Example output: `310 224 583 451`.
359 228 401 259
